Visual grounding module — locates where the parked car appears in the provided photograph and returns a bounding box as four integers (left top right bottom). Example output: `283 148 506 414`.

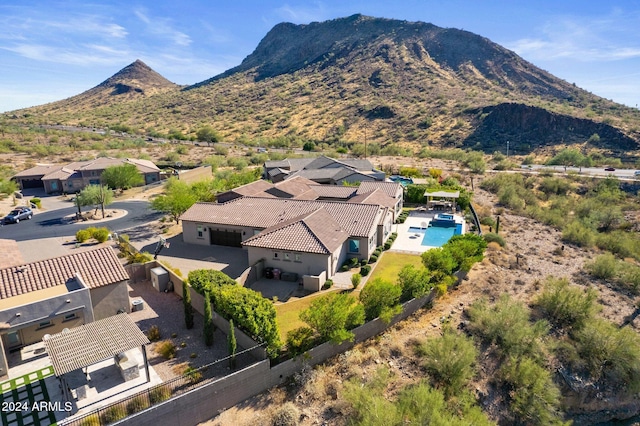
634 170 640 177
604 167 616 172
3 207 33 224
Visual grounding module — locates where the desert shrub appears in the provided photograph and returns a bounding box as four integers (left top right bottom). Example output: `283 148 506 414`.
500 357 563 425
585 253 618 280
483 232 505 247
351 273 362 289
184 365 203 384
349 257 359 267
92 227 110 243
360 265 371 276
573 318 640 392
534 277 599 331
100 405 127 424
415 328 478 398
359 278 402 323
147 325 161 342
155 340 176 359
272 401 300 426
596 231 639 260
29 197 41 208
562 220 596 247
480 216 496 227
618 262 640 292
286 326 316 356
76 229 91 243
149 384 172 404
466 296 549 359
126 395 150 414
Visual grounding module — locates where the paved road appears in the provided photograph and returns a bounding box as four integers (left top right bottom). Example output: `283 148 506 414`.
0 200 161 242
527 164 639 180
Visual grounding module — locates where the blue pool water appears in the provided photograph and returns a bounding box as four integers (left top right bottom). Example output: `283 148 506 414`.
408 223 463 247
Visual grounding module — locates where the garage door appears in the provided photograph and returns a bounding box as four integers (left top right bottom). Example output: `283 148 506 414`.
210 229 242 247
20 178 44 189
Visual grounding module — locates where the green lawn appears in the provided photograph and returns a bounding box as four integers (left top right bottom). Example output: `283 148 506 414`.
368 251 423 283
275 289 340 341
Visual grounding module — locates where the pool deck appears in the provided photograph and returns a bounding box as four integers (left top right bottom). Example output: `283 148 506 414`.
391 210 465 255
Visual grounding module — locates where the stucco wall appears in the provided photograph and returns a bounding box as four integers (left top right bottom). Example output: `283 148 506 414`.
247 247 331 279
182 221 257 246
89 281 130 320
176 166 212 184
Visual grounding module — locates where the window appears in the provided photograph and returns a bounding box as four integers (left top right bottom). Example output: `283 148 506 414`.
348 239 360 253
197 225 203 238
38 320 52 329
273 252 280 260
294 254 302 262
284 253 291 261
63 313 77 322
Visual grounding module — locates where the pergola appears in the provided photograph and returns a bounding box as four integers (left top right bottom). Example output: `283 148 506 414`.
43 313 150 404
423 190 460 211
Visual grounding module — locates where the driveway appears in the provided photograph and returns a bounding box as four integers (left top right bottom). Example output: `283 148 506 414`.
134 235 249 280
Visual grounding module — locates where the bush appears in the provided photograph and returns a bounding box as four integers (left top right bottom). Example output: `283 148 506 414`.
483 232 506 247
300 293 365 344
562 220 596 247
322 279 333 289
29 197 41 208
76 229 91 243
149 384 172 404
92 227 110 243
155 340 176 359
272 402 300 426
78 414 100 426
360 265 371 276
383 241 392 250
147 325 161 342
585 253 618 280
360 258 368 266
100 405 127 424
286 326 315 356
188 269 236 294
416 328 478 398
368 254 379 263
340 264 350 272
359 278 402 323
351 273 362 289
398 264 433 302
349 257 359 267
534 277 599 331
126 395 150 414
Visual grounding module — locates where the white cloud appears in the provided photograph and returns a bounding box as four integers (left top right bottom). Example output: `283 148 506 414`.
134 7 192 47
273 2 328 23
505 9 640 62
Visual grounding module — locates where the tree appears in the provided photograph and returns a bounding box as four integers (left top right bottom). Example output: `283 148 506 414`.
302 141 316 151
196 125 221 146
183 281 194 329
78 184 113 218
299 293 365 344
101 163 144 191
228 319 237 368
359 278 402 323
397 264 433 302
421 248 457 275
548 148 585 171
203 291 214 346
150 178 197 223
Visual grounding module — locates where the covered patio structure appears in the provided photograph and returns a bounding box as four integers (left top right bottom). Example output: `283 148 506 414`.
423 190 460 212
43 314 151 407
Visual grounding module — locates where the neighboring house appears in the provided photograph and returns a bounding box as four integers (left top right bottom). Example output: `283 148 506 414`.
0 247 130 378
12 157 161 194
263 155 385 184
181 197 392 278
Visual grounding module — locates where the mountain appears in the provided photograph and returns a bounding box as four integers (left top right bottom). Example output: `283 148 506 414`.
10 15 640 155
26 60 179 113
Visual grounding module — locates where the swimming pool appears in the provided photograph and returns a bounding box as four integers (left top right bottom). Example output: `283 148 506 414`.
408 223 462 247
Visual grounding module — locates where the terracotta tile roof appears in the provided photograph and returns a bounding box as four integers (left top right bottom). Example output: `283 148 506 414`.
348 188 397 209
309 185 357 199
0 247 129 300
182 197 383 237
125 158 160 172
0 239 24 268
13 164 62 178
357 181 402 198
45 313 149 376
243 208 347 254
228 179 274 196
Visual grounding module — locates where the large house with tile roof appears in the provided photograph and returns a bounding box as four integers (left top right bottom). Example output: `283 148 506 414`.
12 157 160 194
0 247 130 378
263 155 385 184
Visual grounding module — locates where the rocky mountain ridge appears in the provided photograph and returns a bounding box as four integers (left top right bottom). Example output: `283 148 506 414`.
9 15 640 155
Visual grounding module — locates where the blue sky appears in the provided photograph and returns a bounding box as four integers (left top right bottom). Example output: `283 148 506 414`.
1 1 639 113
